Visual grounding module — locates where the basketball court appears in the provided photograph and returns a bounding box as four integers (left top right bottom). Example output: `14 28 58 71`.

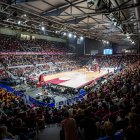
41 68 113 89
15 68 114 105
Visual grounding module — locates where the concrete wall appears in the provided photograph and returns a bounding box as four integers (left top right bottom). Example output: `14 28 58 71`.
67 37 85 56
85 38 113 55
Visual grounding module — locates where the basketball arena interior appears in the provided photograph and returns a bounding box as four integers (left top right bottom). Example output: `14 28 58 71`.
0 0 140 140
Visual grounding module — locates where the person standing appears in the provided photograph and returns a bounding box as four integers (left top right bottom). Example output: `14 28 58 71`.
107 69 109 74
61 112 78 140
80 109 97 140
99 65 101 73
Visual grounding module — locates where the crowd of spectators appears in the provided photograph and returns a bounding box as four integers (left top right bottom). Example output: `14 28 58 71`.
0 54 81 82
20 39 67 53
0 55 139 79
86 55 139 69
59 59 140 140
0 34 67 53
0 35 23 52
0 70 9 80
0 34 140 140
0 54 80 67
0 55 140 140
0 88 46 140
0 55 33 67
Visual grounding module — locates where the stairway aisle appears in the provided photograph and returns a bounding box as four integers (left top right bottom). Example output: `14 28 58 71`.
38 124 61 140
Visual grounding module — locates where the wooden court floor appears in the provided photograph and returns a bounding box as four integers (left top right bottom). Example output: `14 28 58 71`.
43 69 109 89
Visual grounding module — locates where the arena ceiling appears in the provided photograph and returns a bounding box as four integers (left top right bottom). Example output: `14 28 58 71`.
0 0 140 45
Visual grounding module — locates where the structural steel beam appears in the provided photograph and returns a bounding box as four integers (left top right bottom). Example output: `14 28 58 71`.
120 0 132 8
15 0 37 4
65 16 87 24
41 6 69 16
41 0 85 15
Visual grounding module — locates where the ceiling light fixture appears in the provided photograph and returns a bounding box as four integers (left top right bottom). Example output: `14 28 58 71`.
41 26 45 31
80 36 84 40
68 33 72 38
74 34 77 38
18 21 21 25
106 41 109 44
63 32 66 36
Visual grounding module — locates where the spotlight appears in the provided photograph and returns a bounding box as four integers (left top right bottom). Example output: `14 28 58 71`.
127 36 130 39
102 40 106 43
41 26 45 31
106 41 109 44
18 21 21 25
68 33 72 38
132 41 135 44
80 36 84 40
63 32 66 36
74 35 77 38
114 22 117 26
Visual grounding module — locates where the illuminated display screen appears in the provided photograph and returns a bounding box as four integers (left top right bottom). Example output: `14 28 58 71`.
103 49 113 55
